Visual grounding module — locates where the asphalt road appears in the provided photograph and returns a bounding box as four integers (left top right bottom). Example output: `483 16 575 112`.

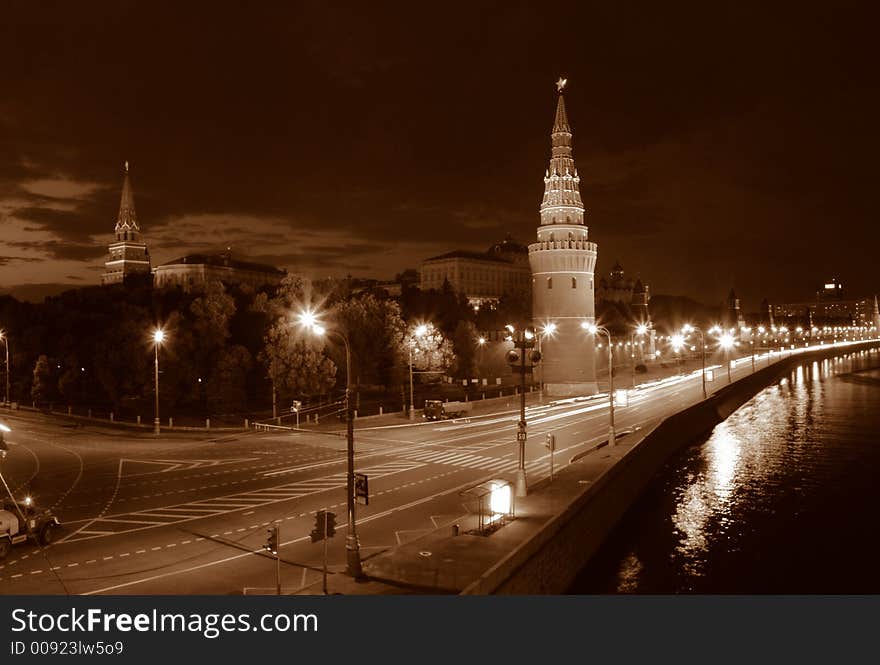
0 348 840 594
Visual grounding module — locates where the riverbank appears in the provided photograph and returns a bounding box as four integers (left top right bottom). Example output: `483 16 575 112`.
305 339 880 595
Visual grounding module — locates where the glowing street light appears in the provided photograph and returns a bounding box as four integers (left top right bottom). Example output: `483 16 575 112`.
631 323 649 388
408 323 429 420
683 324 708 399
152 328 166 435
297 309 363 579
583 322 615 446
719 332 735 383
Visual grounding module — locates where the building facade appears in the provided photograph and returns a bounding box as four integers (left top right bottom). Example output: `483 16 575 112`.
772 298 875 326
101 162 151 285
153 252 285 292
528 80 599 396
419 237 531 305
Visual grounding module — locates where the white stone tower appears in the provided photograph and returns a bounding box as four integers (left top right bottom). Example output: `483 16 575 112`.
101 161 151 285
528 79 599 396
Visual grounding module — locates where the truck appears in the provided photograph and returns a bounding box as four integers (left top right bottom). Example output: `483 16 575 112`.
423 399 473 421
0 496 60 559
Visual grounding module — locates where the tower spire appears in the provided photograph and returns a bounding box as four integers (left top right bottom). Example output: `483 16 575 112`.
115 161 140 242
540 77 583 226
102 161 151 286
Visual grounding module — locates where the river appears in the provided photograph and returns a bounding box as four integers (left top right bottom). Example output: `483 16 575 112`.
571 347 880 593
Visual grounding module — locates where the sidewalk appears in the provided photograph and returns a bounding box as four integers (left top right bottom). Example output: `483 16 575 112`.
294 428 650 595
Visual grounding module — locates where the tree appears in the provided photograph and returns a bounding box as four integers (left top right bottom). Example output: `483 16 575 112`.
207 345 253 414
407 322 454 374
31 355 54 405
451 320 479 379
333 295 407 388
258 275 338 403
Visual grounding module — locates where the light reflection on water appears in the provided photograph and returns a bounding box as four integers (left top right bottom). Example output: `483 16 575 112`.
572 348 880 593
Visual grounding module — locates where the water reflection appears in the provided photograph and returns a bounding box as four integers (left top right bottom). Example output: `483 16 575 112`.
574 348 880 593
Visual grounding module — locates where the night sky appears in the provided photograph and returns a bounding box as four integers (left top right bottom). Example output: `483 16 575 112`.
1 1 877 308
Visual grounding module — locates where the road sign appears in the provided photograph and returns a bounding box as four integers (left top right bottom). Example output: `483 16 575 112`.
706 369 715 382
614 389 629 407
516 430 527 442
355 472 369 505
290 400 302 413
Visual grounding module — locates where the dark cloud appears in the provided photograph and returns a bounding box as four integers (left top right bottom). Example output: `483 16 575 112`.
0 2 878 305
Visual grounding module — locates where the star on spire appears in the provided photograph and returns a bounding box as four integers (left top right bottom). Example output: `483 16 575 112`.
556 77 567 92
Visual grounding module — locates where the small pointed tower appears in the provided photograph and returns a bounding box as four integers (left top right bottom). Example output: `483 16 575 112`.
528 78 599 396
102 162 151 285
872 295 880 332
631 278 649 324
726 289 745 330
760 297 775 328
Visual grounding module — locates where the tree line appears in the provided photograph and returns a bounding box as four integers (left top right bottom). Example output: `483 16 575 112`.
0 274 530 421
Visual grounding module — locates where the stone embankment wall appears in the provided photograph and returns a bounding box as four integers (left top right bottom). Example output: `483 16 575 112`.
462 341 879 594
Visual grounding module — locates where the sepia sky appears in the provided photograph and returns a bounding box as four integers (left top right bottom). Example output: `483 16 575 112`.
1 1 878 307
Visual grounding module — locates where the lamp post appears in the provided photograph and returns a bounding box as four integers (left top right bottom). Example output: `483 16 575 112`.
0 331 10 406
682 324 707 399
584 323 615 446
408 324 428 420
299 310 364 579
719 332 735 383
152 329 165 435
631 323 647 389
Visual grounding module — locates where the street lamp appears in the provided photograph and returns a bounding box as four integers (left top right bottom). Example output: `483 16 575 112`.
631 323 648 389
583 322 615 446
682 324 707 399
719 332 735 383
408 324 428 420
0 330 10 406
298 309 364 579
152 328 165 435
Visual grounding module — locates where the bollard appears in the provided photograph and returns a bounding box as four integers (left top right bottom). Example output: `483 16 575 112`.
276 416 280 425
245 418 249 428
206 418 210 429
137 415 141 425
68 406 72 415
315 413 319 424
169 417 173 428
110 412 114 422
452 524 460 536
354 410 358 419
88 408 92 418
379 406 383 415
482 393 485 400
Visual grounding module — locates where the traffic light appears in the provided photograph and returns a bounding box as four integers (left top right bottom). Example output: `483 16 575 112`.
310 510 337 542
529 350 542 364
264 526 279 555
506 349 521 366
310 511 326 543
325 511 336 537
544 433 556 451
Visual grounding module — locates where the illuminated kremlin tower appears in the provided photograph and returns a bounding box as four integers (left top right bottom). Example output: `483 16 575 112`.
528 79 599 396
101 162 151 285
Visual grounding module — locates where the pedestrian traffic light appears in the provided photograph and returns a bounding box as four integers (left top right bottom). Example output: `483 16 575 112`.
264 526 279 555
544 433 556 451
